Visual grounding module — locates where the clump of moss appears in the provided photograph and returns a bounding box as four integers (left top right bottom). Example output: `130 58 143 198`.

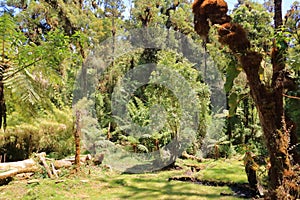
192 0 231 39
200 0 228 15
194 14 210 38
218 23 250 52
192 0 204 13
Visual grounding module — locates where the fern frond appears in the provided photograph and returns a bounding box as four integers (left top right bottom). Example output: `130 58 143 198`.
137 144 149 153
5 68 41 105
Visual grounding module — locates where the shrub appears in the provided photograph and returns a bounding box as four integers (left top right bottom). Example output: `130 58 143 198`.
0 107 74 161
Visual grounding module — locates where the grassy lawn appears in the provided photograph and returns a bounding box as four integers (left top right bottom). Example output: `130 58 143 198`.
195 158 248 183
0 158 249 200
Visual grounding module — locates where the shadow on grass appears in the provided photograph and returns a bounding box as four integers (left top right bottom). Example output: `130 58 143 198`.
107 176 234 199
120 182 222 199
169 176 257 199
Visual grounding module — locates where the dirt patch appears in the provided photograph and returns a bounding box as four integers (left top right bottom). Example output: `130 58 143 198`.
169 176 260 198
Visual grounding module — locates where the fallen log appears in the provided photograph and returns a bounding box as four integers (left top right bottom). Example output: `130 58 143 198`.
0 153 92 182
0 158 38 183
0 159 36 171
37 153 53 178
49 154 91 169
53 160 72 169
0 167 38 180
63 154 92 163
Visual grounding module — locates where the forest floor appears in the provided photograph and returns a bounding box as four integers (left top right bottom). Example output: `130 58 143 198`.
0 157 254 200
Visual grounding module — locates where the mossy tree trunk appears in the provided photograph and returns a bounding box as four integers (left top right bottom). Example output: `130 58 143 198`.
242 52 291 197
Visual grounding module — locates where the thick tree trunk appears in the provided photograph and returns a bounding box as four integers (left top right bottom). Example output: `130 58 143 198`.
240 52 291 195
192 0 298 198
248 81 290 197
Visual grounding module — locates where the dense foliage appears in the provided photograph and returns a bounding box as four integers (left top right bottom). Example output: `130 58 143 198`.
0 2 299 197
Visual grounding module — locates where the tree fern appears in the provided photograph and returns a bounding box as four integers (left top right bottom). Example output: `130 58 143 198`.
5 68 41 104
0 12 20 129
0 16 75 120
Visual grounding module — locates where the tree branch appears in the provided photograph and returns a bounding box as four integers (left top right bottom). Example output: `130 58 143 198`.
283 93 300 100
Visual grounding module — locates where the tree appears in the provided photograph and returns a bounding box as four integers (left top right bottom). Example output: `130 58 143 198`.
207 2 273 149
0 1 93 160
285 0 300 169
192 0 299 198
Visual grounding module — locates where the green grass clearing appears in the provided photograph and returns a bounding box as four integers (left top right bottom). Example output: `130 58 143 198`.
195 158 248 183
0 158 249 200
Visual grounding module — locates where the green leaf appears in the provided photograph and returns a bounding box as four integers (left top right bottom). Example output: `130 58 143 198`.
224 61 241 93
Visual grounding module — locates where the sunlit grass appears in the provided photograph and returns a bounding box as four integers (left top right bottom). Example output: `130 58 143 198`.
196 158 247 184
0 158 248 200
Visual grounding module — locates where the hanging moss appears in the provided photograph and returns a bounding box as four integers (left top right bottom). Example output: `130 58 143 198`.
194 14 210 38
218 23 250 52
209 14 231 25
192 0 205 14
200 0 228 15
192 0 232 39
192 0 209 39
